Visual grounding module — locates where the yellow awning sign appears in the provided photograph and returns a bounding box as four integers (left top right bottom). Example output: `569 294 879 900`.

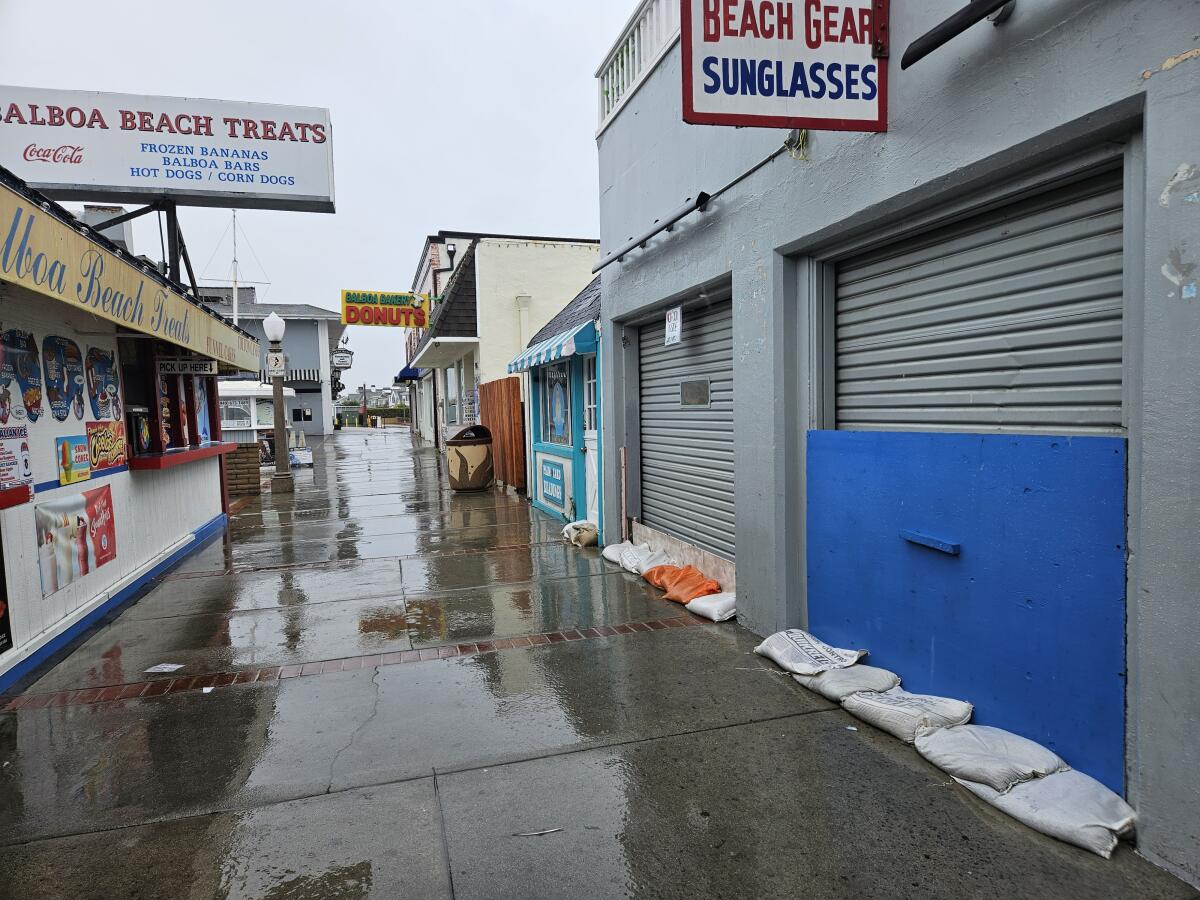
0 182 260 371
341 290 430 327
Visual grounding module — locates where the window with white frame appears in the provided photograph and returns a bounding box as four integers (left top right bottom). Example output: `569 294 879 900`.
583 356 597 432
219 398 253 430
540 362 572 446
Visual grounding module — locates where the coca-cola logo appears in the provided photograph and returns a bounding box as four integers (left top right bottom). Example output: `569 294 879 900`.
23 144 84 164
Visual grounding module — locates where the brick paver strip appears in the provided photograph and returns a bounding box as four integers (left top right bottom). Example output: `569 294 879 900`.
1 614 709 711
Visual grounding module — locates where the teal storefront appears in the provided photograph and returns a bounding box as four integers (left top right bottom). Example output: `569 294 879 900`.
507 279 603 532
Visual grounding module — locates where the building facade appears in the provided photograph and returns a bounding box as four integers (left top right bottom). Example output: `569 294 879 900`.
508 276 603 526
0 167 259 692
405 232 600 446
595 0 1200 884
200 288 346 438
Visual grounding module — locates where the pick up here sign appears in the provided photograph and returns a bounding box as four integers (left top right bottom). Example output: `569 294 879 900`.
682 0 888 132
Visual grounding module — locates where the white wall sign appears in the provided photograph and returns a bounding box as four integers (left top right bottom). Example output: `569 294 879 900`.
158 358 218 376
0 85 335 212
266 351 287 378
681 0 888 132
665 306 682 346
330 348 354 370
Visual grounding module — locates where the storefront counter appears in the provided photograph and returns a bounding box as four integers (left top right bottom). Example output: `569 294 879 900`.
128 442 238 471
0 484 33 511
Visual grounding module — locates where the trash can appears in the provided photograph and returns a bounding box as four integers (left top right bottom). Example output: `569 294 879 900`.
446 425 494 492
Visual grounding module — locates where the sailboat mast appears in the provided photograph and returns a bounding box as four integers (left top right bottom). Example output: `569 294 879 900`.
231 209 240 326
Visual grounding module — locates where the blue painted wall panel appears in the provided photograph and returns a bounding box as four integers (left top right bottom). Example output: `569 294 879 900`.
806 430 1126 791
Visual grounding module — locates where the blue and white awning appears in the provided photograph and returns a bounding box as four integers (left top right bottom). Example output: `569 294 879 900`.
507 320 597 374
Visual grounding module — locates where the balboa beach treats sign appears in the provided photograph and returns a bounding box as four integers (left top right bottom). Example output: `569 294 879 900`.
682 0 888 132
0 182 260 371
340 290 430 327
0 86 334 212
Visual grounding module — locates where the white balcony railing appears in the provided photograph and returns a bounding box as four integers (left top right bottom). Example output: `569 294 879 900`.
595 0 681 134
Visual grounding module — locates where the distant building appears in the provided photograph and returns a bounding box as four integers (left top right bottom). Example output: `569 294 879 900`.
403 231 600 446
199 287 345 438
354 385 405 409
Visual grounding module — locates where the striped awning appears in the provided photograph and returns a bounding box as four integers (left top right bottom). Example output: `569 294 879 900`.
260 367 321 383
507 321 597 374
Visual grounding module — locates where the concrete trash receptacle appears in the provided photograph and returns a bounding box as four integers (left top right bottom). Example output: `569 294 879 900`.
446 425 494 492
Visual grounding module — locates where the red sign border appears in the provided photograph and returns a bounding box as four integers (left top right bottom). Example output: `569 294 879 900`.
680 0 889 133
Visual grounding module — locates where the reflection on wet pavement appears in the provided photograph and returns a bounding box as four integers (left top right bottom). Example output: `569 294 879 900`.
0 429 1191 899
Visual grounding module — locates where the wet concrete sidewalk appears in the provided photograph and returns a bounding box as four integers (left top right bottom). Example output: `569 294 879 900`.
0 429 1193 899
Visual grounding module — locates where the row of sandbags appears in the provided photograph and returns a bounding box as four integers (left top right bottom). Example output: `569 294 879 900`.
755 629 1136 859
600 541 736 622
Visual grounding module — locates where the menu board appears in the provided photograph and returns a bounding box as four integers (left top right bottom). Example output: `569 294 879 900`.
0 330 43 423
85 347 122 420
42 336 85 421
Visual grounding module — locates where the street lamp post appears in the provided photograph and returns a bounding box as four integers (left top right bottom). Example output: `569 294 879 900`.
263 312 293 494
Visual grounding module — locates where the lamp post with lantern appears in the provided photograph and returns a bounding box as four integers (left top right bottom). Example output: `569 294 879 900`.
263 311 293 493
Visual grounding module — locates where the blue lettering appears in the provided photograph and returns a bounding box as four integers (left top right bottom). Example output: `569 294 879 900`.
826 63 844 100
758 60 773 96
789 61 811 98
809 63 827 99
860 64 878 101
149 293 191 342
845 63 860 100
2 207 67 294
738 58 757 95
1 207 31 277
702 57 720 94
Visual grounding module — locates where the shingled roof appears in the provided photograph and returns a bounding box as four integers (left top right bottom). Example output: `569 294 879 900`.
412 242 479 360
528 275 601 347
199 287 342 321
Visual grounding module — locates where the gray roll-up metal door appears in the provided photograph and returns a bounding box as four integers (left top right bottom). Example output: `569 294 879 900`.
639 301 735 559
835 167 1124 434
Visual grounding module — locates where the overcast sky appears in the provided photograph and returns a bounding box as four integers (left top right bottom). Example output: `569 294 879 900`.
0 1 631 390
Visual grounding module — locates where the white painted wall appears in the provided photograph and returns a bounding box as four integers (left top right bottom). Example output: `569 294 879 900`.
473 239 599 385
0 284 223 681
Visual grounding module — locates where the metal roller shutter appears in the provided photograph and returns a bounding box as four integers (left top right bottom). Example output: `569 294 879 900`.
835 168 1124 434
639 301 735 559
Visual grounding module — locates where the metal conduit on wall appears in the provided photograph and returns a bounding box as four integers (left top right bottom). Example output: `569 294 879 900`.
638 300 735 559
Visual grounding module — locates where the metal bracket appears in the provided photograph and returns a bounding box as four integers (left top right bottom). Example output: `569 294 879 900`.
989 0 1016 24
872 0 890 58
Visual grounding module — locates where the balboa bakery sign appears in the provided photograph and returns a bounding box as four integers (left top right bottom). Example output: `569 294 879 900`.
0 182 260 371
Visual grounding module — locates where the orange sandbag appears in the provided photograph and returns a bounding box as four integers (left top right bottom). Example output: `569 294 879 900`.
663 565 722 604
643 565 683 591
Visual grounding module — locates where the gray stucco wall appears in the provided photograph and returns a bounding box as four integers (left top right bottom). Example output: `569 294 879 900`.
597 1 1200 884
237 318 333 436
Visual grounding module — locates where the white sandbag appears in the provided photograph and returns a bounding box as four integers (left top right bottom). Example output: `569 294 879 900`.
634 550 673 575
561 520 598 548
602 541 640 564
793 664 900 703
842 687 973 743
956 770 1135 858
618 543 652 574
604 542 643 564
915 725 1068 793
753 629 867 676
685 592 736 622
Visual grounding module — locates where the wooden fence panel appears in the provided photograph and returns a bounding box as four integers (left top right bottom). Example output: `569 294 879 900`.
479 377 526 490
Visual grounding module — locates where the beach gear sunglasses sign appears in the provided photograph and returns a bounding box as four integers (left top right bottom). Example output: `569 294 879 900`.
682 0 888 132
